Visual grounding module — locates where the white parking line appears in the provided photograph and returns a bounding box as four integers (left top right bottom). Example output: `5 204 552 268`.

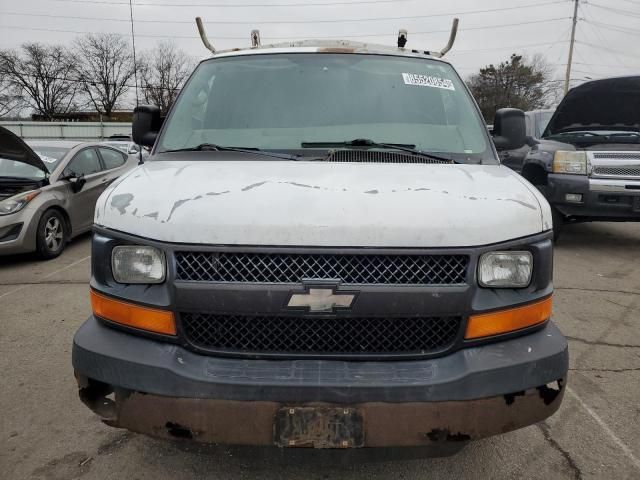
0 255 91 300
567 386 640 471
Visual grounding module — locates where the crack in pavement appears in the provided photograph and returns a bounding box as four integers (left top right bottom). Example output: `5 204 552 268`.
555 286 640 296
569 367 640 373
538 422 583 480
566 336 640 349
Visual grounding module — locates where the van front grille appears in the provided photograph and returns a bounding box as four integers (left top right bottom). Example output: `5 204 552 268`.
175 252 469 285
181 312 462 358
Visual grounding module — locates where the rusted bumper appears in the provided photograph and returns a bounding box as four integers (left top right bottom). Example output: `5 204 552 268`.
73 316 568 449
77 378 564 447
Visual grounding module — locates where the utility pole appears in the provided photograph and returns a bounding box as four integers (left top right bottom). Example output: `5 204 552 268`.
129 0 139 106
564 0 579 95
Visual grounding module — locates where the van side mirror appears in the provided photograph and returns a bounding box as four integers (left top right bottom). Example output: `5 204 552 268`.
492 108 526 151
132 105 163 148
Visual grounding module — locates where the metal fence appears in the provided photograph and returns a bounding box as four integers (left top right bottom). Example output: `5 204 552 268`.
0 121 132 140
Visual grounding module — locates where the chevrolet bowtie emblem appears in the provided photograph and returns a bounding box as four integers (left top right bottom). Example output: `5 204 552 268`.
286 286 357 313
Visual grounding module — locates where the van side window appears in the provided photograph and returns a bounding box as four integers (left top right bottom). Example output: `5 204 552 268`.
99 148 127 170
65 149 102 176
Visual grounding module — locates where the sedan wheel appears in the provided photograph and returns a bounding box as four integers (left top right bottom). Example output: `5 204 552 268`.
45 217 64 251
36 210 67 259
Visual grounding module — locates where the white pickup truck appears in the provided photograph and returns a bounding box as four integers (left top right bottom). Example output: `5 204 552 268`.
72 20 567 454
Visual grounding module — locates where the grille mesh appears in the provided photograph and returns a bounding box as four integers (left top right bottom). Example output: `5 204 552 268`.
325 150 452 164
181 313 461 356
175 252 469 285
592 153 640 160
593 165 640 178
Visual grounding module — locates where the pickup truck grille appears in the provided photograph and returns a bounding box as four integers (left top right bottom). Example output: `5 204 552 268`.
175 252 469 285
181 312 461 357
592 165 640 178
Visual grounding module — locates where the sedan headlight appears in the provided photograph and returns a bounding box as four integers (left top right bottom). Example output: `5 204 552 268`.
0 190 40 216
112 245 165 284
552 151 587 175
478 251 533 288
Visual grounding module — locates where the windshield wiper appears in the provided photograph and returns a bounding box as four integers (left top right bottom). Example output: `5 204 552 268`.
301 139 455 163
162 143 302 161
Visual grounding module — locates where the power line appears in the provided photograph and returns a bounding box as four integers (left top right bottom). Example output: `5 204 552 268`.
51 0 417 6
3 71 180 91
573 61 639 69
586 1 640 18
452 40 568 55
576 40 640 60
0 17 570 40
3 1 566 24
583 19 640 36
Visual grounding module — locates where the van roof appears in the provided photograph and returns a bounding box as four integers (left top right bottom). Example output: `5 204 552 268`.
208 40 451 64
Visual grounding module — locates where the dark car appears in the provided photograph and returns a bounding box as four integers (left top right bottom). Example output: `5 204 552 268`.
502 77 640 239
499 109 554 173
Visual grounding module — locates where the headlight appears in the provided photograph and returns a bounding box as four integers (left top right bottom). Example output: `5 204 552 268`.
112 245 165 284
478 251 533 288
553 151 587 175
0 190 40 216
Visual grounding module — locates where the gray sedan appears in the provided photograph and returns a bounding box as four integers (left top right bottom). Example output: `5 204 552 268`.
0 127 138 259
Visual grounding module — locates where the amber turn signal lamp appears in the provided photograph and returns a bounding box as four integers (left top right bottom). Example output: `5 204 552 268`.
465 296 552 340
90 289 176 336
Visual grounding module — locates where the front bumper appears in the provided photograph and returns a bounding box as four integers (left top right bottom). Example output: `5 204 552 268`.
0 206 38 255
73 316 568 447
547 174 640 220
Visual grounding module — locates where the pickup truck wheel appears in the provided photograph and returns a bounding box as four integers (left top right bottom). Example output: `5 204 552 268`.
551 206 564 242
36 209 68 259
530 183 564 242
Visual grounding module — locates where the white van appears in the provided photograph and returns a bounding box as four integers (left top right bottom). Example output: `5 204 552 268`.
72 22 567 454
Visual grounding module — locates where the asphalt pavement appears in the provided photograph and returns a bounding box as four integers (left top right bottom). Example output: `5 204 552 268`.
1 223 639 479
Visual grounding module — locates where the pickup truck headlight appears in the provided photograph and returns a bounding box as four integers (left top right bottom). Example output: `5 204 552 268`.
478 251 533 288
111 245 166 284
552 151 587 175
0 190 40 216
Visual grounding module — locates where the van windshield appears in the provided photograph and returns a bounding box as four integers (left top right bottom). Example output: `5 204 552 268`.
157 53 492 163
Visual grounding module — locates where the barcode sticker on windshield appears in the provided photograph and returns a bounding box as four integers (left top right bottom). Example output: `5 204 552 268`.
35 152 58 163
402 73 455 91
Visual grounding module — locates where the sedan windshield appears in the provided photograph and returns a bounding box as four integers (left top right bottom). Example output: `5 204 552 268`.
29 146 71 172
158 53 491 163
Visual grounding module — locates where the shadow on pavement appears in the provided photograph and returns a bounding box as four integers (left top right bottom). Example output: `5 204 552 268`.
557 222 640 249
0 231 92 268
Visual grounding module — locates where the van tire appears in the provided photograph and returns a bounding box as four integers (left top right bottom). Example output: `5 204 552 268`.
36 209 68 259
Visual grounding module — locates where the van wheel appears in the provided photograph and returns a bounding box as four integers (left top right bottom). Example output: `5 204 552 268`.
36 209 67 259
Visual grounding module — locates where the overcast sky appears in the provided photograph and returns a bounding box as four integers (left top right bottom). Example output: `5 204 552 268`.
1 0 639 86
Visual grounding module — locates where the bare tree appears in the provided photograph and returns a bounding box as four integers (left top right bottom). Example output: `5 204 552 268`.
75 33 136 118
0 43 80 120
140 41 193 114
0 77 23 118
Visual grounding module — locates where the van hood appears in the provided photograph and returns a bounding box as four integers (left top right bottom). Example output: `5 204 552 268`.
0 126 48 173
96 159 550 247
